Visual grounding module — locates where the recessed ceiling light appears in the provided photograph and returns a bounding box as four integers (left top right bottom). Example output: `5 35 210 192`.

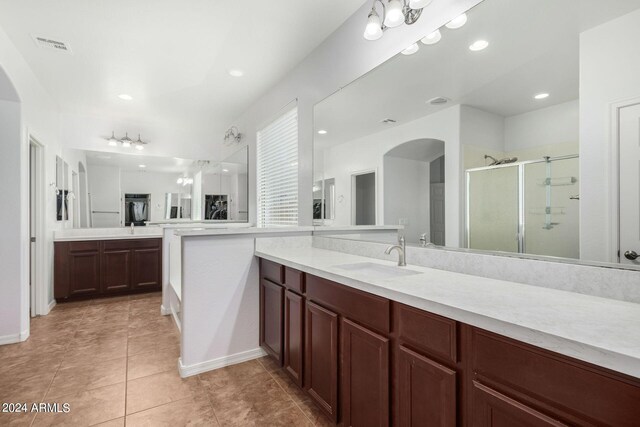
118 94 133 101
534 93 550 100
445 13 467 29
402 43 420 55
222 169 229 173
421 29 442 45
469 40 489 51
138 164 146 168
317 130 328 135
228 69 244 77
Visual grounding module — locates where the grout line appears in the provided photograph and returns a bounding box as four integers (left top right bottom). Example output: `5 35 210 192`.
195 375 223 427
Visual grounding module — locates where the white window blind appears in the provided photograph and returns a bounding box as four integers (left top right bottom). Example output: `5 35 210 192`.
257 107 299 227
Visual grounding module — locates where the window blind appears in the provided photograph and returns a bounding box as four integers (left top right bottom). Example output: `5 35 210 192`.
257 107 299 227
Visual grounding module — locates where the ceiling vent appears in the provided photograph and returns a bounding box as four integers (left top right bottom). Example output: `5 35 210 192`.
428 96 449 105
381 118 397 124
32 35 72 54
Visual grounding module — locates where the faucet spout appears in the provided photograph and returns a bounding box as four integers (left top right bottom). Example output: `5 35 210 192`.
385 235 406 266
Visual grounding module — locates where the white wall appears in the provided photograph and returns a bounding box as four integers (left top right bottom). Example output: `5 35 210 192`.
227 0 482 227
580 9 640 262
321 105 463 247
0 25 62 340
87 165 121 227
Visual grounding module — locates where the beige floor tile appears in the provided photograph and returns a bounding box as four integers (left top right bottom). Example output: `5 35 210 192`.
0 370 54 403
126 396 218 426
61 337 127 369
32 382 125 427
127 346 180 380
90 417 124 426
127 315 176 338
0 409 38 427
46 357 126 399
126 370 202 415
128 292 161 301
127 331 179 356
198 360 268 393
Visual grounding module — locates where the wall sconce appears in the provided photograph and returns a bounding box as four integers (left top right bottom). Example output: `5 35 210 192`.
224 126 243 146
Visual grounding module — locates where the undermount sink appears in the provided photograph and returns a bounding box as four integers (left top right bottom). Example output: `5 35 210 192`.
334 262 422 279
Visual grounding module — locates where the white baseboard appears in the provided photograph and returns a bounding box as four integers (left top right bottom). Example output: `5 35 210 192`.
0 329 30 346
178 348 267 378
160 304 171 316
47 300 56 314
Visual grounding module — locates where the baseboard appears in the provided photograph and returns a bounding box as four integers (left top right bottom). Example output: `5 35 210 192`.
47 299 56 314
0 329 30 346
160 304 171 316
178 347 267 378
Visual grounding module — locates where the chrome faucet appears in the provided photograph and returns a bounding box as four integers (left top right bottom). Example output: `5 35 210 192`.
385 235 406 266
419 233 435 248
130 222 135 234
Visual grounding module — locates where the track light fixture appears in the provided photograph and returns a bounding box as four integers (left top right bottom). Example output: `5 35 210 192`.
363 0 432 41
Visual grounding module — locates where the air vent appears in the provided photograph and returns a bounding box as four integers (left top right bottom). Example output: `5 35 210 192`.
381 118 397 124
428 97 449 105
32 35 72 54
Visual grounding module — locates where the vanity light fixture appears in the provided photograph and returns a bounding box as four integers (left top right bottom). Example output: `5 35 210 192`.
534 93 550 100
421 29 441 45
469 40 489 51
134 134 147 150
401 43 420 55
445 13 467 29
121 133 132 148
107 131 119 147
104 131 149 149
317 130 328 135
224 126 243 146
363 0 432 41
118 94 133 101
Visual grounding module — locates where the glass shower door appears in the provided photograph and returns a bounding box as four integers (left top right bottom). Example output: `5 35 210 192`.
467 166 519 253
523 157 579 259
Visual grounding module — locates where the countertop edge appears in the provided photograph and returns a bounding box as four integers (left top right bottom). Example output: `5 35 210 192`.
54 235 163 242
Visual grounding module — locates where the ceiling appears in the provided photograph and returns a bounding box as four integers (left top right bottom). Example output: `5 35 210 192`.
314 0 640 150
0 0 366 140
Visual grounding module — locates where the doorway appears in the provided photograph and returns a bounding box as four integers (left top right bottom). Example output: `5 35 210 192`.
351 171 376 225
29 137 44 317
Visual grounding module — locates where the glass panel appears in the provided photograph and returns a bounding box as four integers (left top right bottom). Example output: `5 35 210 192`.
524 158 579 259
467 166 519 253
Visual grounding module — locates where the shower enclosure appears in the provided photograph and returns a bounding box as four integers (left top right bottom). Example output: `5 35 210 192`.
465 155 579 259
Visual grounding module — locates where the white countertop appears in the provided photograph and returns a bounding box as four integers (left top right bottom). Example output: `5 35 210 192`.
255 243 640 379
54 227 163 241
174 225 401 237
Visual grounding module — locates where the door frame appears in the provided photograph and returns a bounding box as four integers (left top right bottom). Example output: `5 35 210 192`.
28 134 47 316
350 168 378 226
609 96 640 263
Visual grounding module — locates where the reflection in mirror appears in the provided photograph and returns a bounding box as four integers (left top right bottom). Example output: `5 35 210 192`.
313 0 640 266
55 156 65 221
60 145 249 227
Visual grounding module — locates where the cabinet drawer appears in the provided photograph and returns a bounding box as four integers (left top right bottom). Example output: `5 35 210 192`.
284 267 304 293
396 303 457 363
472 328 640 426
261 259 284 284
306 275 390 334
68 241 99 252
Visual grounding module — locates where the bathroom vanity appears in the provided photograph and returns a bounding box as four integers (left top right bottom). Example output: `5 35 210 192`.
256 239 640 426
54 228 163 300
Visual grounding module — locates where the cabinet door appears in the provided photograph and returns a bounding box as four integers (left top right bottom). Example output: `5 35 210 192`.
131 246 161 290
305 300 339 422
398 345 456 427
68 249 100 297
284 290 304 386
260 279 284 364
342 318 390 427
101 249 131 293
471 381 566 427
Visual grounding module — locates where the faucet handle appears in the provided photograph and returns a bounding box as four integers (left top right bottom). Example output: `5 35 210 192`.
398 234 405 245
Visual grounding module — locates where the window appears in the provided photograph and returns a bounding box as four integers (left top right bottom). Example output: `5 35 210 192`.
257 106 299 227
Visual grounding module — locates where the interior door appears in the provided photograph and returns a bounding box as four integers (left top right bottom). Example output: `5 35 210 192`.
29 143 37 317
619 103 640 265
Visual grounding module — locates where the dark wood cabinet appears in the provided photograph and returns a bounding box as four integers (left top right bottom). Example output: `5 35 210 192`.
257 257 640 427
341 318 390 427
260 278 284 364
398 345 456 427
55 238 161 301
305 300 339 422
284 289 304 386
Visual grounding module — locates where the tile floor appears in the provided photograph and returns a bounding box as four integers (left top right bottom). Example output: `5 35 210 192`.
0 293 333 426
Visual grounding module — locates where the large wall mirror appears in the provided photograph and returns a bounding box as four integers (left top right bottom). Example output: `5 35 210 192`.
56 146 249 228
313 0 640 268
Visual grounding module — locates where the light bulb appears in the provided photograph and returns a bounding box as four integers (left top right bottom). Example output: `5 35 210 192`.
108 140 117 147
409 0 432 9
402 43 419 55
364 10 383 41
122 141 131 148
135 144 144 151
384 0 404 28
445 13 467 29
177 178 183 184
421 29 442 45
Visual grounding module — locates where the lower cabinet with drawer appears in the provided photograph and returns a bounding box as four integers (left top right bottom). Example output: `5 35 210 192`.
55 238 162 301
258 258 640 426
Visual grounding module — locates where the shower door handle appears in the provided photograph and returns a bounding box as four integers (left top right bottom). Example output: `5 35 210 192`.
624 251 639 261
